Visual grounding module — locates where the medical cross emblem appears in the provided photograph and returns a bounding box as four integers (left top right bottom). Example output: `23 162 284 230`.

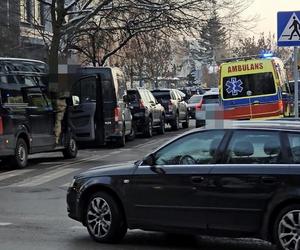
225 78 244 96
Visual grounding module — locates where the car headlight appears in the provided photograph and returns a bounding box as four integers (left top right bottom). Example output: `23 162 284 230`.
69 178 76 188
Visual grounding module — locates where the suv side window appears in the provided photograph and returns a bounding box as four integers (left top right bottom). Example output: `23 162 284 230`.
72 77 97 104
225 130 283 164
81 78 97 103
140 89 150 103
174 90 181 100
1 89 24 104
146 90 156 103
150 92 157 103
287 133 300 163
155 130 225 165
170 90 176 100
27 92 48 110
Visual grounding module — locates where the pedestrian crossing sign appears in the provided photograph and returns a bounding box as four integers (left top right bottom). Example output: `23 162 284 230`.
278 11 300 47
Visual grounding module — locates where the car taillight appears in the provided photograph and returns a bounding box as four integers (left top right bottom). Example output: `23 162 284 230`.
196 99 204 110
139 100 145 109
0 116 3 135
114 106 121 122
278 100 284 113
168 101 173 112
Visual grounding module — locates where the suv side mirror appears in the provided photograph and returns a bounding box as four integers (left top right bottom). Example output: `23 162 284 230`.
142 153 156 166
72 96 80 106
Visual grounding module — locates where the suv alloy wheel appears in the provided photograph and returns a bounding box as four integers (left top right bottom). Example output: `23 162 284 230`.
116 125 126 147
144 118 153 137
86 192 127 243
157 116 165 135
274 204 300 250
182 114 189 129
171 114 179 130
63 136 78 159
11 138 28 169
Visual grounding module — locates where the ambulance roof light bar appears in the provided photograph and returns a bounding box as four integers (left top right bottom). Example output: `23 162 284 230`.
221 53 275 63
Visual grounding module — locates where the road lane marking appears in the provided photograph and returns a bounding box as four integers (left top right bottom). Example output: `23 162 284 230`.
39 162 66 165
0 169 33 182
9 168 79 187
0 222 12 226
133 138 168 149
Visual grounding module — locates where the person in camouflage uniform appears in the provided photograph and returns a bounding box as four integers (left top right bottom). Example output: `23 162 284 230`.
54 97 67 145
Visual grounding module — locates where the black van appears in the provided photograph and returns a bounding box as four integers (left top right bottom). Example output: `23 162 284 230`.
69 67 134 147
0 58 77 168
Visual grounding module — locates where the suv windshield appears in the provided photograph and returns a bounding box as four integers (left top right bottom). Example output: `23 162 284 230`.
203 95 219 104
152 91 171 102
127 90 139 103
222 72 276 99
189 95 202 103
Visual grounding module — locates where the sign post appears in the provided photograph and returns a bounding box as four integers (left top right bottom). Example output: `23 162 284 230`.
278 11 300 118
294 47 299 118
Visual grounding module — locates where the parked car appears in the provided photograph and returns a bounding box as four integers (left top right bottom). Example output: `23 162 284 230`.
195 91 220 127
0 58 77 169
187 94 203 118
69 67 134 147
126 88 165 137
67 120 300 250
151 89 189 130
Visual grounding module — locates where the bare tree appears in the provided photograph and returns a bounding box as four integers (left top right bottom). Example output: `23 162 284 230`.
18 0 255 85
70 0 255 67
117 30 173 88
231 33 291 61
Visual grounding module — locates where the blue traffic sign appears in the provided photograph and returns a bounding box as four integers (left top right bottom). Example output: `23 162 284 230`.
278 11 300 47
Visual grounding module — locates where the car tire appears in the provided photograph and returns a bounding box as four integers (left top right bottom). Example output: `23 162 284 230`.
10 138 28 169
196 120 205 128
157 116 165 135
86 191 127 243
274 204 300 250
171 114 179 131
116 127 126 147
126 123 136 141
182 114 189 129
63 136 78 159
144 118 153 137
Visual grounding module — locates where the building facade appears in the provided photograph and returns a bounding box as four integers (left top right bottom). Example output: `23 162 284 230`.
0 0 50 60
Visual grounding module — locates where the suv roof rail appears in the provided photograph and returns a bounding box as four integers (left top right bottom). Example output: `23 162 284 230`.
0 57 46 64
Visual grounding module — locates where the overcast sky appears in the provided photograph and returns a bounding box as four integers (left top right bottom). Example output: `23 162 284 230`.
247 0 300 35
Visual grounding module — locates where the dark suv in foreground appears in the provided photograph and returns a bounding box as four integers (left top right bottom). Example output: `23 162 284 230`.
67 120 300 250
126 88 165 137
151 89 189 130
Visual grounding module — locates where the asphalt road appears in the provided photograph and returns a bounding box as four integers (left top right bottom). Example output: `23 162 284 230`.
0 121 274 250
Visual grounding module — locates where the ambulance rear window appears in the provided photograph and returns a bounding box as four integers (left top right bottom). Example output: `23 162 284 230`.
222 72 276 99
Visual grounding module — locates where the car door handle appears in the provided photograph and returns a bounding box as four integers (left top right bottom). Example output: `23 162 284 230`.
261 176 278 184
252 101 260 105
191 176 205 184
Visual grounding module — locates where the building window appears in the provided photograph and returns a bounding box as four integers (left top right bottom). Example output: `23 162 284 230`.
20 0 27 22
20 0 34 23
39 2 45 26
